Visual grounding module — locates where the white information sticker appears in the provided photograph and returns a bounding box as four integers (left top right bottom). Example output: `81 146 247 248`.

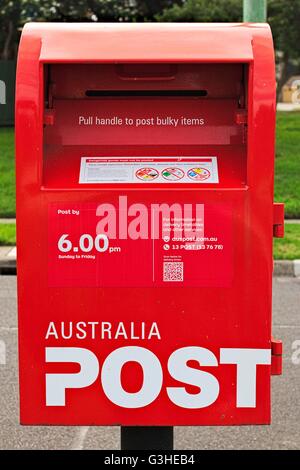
79 157 219 184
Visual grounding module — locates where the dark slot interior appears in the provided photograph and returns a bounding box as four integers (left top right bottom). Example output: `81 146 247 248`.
85 90 208 97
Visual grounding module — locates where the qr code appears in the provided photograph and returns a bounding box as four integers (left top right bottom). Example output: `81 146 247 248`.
163 262 184 282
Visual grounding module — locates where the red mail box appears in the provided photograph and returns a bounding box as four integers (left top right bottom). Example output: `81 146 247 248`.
16 23 283 425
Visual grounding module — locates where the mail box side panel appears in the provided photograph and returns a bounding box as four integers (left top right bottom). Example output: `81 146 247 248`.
246 25 276 343
15 27 44 421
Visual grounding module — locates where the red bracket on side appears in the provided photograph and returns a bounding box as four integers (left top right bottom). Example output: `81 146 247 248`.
271 337 283 375
44 109 55 126
235 109 247 124
273 203 285 238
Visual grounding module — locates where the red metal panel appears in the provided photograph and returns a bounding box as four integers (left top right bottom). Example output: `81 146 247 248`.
44 99 244 146
26 23 255 63
42 145 246 189
16 23 280 426
50 63 243 97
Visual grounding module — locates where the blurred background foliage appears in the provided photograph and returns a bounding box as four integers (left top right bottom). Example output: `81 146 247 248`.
1 0 300 92
0 1 180 59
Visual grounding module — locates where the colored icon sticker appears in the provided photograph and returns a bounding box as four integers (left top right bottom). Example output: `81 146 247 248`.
187 167 211 181
136 167 159 181
161 168 185 181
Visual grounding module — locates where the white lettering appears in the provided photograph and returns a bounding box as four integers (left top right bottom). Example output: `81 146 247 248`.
220 348 271 407
101 346 163 408
167 347 219 408
44 346 271 409
45 347 99 406
45 322 58 340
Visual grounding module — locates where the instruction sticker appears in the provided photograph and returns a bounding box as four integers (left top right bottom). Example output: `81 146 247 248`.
79 157 219 184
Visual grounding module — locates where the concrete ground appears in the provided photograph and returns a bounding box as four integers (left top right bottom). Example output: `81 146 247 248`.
277 103 300 112
0 275 299 450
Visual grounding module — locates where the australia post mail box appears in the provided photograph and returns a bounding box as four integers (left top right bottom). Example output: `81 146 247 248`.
16 23 283 425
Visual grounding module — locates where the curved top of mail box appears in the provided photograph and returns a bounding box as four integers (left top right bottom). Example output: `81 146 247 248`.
19 22 274 63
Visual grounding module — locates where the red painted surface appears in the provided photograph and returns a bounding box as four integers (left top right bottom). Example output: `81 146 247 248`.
16 23 280 425
48 201 232 288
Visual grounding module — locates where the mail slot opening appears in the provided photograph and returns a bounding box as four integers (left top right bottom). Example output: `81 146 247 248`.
85 90 209 97
43 62 248 189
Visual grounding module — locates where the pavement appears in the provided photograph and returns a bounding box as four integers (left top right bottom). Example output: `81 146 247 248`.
277 103 300 112
0 219 15 224
0 275 299 450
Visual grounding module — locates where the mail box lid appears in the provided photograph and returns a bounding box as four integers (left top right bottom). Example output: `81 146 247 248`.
20 22 273 63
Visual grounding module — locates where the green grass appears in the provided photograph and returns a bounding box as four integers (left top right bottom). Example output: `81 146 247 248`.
0 223 16 245
274 224 300 260
275 112 300 218
0 127 15 217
